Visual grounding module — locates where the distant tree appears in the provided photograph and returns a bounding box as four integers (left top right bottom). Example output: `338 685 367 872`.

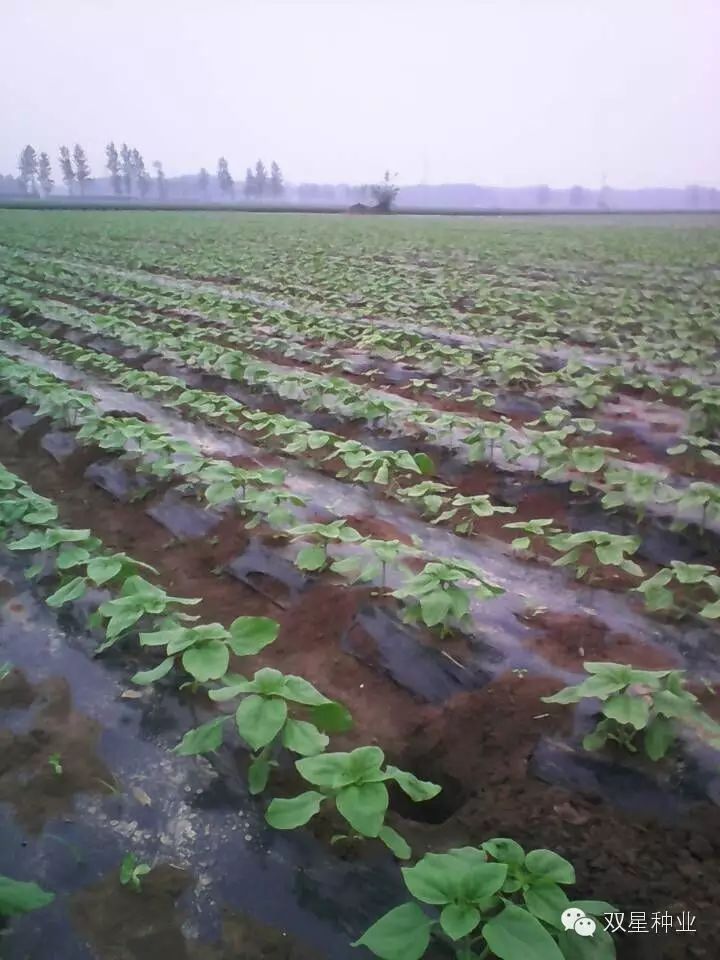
370 170 399 212
106 142 122 195
18 145 38 195
536 184 550 206
132 149 150 198
569 184 585 207
217 157 234 198
254 160 267 198
153 160 166 200
244 166 256 198
120 143 133 195
73 144 91 195
269 161 284 198
59 145 75 195
198 167 210 197
38 152 53 196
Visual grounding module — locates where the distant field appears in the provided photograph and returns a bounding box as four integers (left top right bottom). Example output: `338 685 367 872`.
1 209 719 959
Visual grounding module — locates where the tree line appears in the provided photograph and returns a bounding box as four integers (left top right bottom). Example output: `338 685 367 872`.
13 143 285 200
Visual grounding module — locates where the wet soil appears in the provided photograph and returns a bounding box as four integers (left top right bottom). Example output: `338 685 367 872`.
1 407 720 957
0 672 113 833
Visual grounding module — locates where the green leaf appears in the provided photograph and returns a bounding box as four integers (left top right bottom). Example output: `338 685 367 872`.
440 903 480 941
336 781 388 836
419 590 452 627
56 545 91 570
228 616 279 655
525 849 576 885
182 640 230 682
248 755 271 795
0 876 55 917
413 452 434 475
87 556 123 585
174 717 228 755
602 693 650 730
312 700 353 733
282 718 329 756
524 882 570 927
644 715 675 760
484 902 565 960
281 674 330 705
352 903 433 960
385 765 441 802
46 576 87 607
402 855 459 905
265 790 325 829
296 544 327 571
235 695 288 751
378 825 412 860
132 657 174 685
556 924 617 960
482 837 525 865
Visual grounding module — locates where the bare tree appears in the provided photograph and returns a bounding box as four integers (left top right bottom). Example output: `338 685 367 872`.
18 145 38 195
59 146 75 195
254 160 267 198
106 142 122 195
132 149 150 198
120 143 133 195
244 166 256 198
270 161 284 198
198 167 210 197
73 144 91 195
38 152 53 196
217 157 234 198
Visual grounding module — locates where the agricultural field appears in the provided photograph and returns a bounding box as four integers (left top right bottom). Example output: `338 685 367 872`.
0 209 720 960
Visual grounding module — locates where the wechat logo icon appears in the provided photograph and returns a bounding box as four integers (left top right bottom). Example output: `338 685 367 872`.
561 907 597 937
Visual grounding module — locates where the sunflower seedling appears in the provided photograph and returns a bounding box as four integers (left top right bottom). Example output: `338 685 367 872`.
542 662 720 758
266 745 440 859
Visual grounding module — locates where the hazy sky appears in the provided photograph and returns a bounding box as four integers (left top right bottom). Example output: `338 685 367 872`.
1 0 718 188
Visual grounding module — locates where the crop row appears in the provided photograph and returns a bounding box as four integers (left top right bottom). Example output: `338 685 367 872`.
3 252 720 420
2 350 720 629
4 292 720 545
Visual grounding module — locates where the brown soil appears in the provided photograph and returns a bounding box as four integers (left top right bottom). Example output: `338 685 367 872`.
0 673 113 832
2 414 720 958
400 674 720 960
519 610 682 672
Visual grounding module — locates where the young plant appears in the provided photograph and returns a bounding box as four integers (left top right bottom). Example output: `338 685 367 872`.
331 538 416 590
395 480 454 518
119 853 151 892
134 616 279 686
48 753 63 776
432 494 516 536
174 667 351 796
354 840 616 960
635 561 720 619
96 575 202 651
548 531 643 581
543 662 720 758
266 745 440 859
504 518 560 554
289 520 363 572
392 559 504 634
